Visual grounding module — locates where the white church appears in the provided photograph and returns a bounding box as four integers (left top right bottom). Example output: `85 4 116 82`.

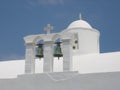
0 15 120 90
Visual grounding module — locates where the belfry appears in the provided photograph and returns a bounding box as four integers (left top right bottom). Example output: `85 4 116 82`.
24 15 100 74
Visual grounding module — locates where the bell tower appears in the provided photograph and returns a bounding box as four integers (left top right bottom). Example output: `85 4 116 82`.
24 24 73 74
24 15 100 74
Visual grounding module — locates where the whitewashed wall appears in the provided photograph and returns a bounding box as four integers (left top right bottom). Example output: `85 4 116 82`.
73 52 120 73
0 52 120 79
0 58 63 78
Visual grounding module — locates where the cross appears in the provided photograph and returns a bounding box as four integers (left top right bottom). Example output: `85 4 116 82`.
44 24 53 34
79 13 82 20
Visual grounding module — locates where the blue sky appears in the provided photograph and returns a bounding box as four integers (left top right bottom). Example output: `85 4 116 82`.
0 0 120 60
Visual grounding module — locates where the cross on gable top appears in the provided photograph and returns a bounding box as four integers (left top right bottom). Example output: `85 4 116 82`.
44 24 53 34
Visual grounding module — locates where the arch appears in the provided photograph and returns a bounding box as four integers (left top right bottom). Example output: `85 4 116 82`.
33 35 44 44
52 34 61 42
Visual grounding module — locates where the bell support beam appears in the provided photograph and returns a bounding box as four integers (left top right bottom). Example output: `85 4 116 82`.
43 40 54 73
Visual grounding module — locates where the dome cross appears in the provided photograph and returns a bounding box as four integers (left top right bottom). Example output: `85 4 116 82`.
79 13 82 20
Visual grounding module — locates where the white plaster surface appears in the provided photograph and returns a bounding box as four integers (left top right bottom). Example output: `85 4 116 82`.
61 27 100 55
0 58 63 79
0 52 120 79
0 71 120 90
0 60 25 78
73 52 120 73
67 19 92 29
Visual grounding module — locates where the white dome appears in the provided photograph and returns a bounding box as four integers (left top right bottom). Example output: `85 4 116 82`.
67 19 92 29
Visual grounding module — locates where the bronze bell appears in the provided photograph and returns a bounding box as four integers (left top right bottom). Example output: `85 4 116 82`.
54 42 63 59
36 44 44 59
